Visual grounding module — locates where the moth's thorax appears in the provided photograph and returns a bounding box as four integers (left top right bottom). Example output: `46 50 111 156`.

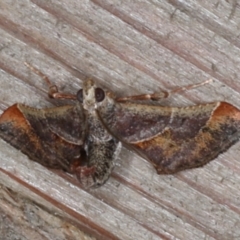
87 112 112 141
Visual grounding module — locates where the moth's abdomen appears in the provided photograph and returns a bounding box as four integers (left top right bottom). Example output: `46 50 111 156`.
73 140 121 188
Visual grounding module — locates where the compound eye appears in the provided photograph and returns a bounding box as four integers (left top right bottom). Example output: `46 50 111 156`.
95 88 105 102
77 89 83 103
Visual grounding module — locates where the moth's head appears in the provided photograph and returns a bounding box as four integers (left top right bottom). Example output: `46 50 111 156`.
77 79 114 111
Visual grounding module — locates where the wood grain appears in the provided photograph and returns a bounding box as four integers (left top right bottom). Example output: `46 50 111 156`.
1 0 240 239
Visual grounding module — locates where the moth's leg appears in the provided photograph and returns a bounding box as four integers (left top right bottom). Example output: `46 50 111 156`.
117 79 212 102
24 62 77 100
69 150 97 188
71 163 96 188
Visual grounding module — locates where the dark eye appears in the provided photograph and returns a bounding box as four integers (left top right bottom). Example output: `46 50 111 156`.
77 89 83 102
95 88 105 102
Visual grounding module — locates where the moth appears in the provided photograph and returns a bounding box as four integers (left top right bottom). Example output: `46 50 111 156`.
1 64 240 188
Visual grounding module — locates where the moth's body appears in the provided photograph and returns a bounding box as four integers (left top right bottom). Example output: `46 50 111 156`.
1 73 240 188
76 80 121 188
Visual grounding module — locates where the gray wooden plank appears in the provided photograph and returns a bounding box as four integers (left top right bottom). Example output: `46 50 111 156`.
1 0 240 239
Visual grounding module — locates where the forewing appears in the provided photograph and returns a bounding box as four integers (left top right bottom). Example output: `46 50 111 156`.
100 101 240 173
0 103 86 172
101 101 215 142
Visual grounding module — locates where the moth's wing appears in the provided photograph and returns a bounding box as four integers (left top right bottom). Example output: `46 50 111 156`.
101 101 240 173
0 103 86 172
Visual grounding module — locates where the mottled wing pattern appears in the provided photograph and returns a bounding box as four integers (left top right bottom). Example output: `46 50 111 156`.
101 101 240 174
0 104 85 172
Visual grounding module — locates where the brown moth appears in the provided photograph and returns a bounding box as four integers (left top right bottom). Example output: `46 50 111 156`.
1 64 240 188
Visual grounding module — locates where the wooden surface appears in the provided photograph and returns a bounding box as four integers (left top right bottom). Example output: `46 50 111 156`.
1 0 240 239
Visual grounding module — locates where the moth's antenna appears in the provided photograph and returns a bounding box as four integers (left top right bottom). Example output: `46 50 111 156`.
117 79 213 102
169 79 212 95
24 62 52 87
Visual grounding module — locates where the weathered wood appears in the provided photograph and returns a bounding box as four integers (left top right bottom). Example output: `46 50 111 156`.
0 178 96 240
1 0 240 239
